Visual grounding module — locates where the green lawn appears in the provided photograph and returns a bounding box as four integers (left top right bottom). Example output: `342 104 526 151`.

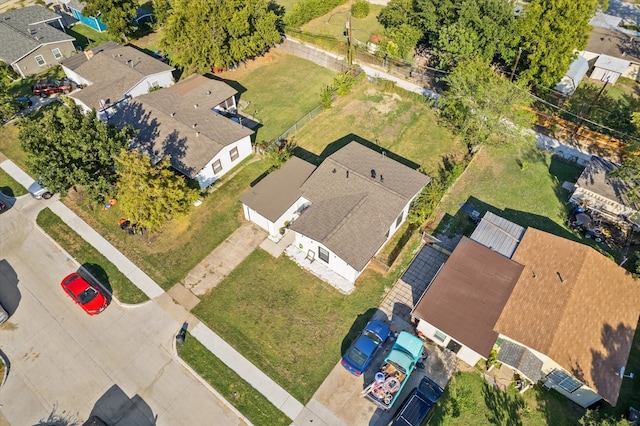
292 81 466 174
301 1 385 44
432 144 584 239
63 158 268 290
36 208 148 304
0 167 27 197
177 334 291 425
67 24 114 50
275 0 303 12
219 50 336 143
0 124 28 168
192 231 423 404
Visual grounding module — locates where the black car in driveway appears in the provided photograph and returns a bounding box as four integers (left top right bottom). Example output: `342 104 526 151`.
389 376 444 426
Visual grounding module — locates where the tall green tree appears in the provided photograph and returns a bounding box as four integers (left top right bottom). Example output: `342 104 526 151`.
83 0 138 41
513 0 599 89
18 101 134 197
441 58 536 147
160 0 281 73
115 150 199 231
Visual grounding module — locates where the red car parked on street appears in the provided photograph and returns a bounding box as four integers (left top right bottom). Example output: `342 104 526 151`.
60 272 109 315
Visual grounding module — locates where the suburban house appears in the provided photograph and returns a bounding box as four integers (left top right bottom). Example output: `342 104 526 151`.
109 74 254 188
58 0 106 32
241 142 431 284
412 212 640 408
0 5 76 77
570 156 639 226
581 14 640 82
61 41 174 119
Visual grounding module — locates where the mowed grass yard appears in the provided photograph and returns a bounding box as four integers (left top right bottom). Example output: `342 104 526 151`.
292 81 467 173
215 50 336 143
301 1 385 43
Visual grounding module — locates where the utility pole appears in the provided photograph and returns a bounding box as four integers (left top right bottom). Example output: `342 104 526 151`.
572 77 610 139
510 47 522 82
347 13 353 66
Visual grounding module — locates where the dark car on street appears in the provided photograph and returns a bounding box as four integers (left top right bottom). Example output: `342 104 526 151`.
341 319 391 376
32 79 72 97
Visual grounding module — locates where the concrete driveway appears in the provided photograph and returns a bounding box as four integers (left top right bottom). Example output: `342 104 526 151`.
0 196 245 425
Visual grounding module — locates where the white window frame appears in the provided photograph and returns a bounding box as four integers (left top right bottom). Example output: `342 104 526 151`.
35 55 46 66
433 330 447 342
51 48 63 60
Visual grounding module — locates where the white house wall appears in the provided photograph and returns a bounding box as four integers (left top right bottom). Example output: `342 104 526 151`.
415 320 484 367
62 65 92 87
196 135 252 189
242 206 271 234
293 233 359 283
127 71 175 98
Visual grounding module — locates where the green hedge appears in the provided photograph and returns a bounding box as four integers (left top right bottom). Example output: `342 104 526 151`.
284 0 348 27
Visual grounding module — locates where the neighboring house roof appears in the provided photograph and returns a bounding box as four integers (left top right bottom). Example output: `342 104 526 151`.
240 157 316 222
495 228 640 405
0 5 74 64
575 156 638 210
64 0 87 12
593 54 631 74
589 12 623 31
109 74 254 178
470 211 525 258
412 237 524 357
63 42 173 110
290 142 430 272
585 26 640 64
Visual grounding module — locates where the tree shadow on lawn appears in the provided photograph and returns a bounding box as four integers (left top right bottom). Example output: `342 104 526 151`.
481 380 526 426
292 133 422 169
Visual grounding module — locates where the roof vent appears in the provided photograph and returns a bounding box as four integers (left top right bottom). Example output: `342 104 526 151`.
532 271 536 279
192 123 197 129
370 169 376 179
556 272 565 283
194 104 198 109
196 131 200 137
28 26 36 35
380 174 384 183
332 168 336 173
171 112 176 117
346 170 349 178
382 151 386 158
206 90 211 96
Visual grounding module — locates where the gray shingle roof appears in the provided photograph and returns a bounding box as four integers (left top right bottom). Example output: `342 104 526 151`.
65 43 173 110
585 26 640 64
576 156 638 210
109 74 254 177
0 5 74 64
290 142 430 272
470 211 525 258
240 157 316 222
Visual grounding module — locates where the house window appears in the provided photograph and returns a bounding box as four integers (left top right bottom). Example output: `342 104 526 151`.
212 159 223 174
51 48 63 60
318 246 329 263
395 211 403 228
545 369 582 393
35 55 46 66
229 146 239 161
433 330 447 342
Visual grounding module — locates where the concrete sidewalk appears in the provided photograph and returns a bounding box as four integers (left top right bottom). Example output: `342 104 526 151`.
0 159 305 422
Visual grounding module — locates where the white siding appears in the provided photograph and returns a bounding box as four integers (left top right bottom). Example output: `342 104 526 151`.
293 233 359 283
195 135 252 188
126 71 174 98
62 65 92 86
416 320 484 367
243 205 271 234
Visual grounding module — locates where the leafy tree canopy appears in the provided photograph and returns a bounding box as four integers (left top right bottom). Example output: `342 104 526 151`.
18 101 134 197
83 0 138 41
441 58 536 147
115 149 199 231
160 0 281 73
514 0 599 88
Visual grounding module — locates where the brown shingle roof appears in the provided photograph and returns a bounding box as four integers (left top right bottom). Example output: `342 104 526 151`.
413 237 524 357
290 142 430 272
109 75 253 177
495 228 640 405
66 43 173 110
240 157 316 222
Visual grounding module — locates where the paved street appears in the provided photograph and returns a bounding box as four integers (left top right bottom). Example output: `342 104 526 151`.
0 196 246 425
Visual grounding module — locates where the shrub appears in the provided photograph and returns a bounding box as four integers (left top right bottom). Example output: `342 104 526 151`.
320 84 334 109
333 71 355 96
351 0 370 18
284 0 348 27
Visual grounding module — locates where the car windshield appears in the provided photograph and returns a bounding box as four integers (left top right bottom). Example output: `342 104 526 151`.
79 287 98 304
347 346 368 366
362 329 382 345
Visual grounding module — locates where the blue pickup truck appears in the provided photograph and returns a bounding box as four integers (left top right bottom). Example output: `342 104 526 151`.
364 331 425 410
390 375 444 425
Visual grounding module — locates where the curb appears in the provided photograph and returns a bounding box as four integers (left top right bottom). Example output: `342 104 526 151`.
171 335 254 426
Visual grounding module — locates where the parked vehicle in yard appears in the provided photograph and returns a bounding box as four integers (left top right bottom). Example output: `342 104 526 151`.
365 331 425 411
60 272 108 315
341 319 391 376
389 376 443 426
28 181 52 199
32 79 71 97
